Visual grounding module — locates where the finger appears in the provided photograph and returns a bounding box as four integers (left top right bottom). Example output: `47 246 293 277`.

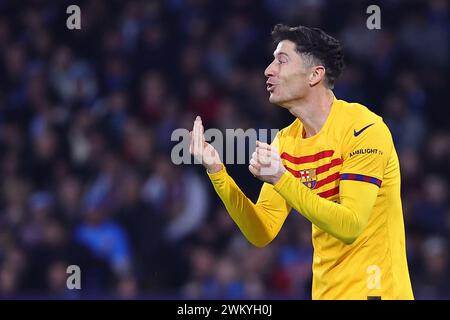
194 117 202 153
193 117 198 152
192 118 198 151
256 140 271 151
248 164 259 177
256 148 270 158
249 158 261 171
256 148 271 165
198 117 204 151
251 151 263 166
191 117 198 138
200 119 205 146
254 150 266 166
189 131 193 154
191 118 196 133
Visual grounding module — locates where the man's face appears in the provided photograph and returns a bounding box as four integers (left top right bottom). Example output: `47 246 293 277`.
264 40 311 106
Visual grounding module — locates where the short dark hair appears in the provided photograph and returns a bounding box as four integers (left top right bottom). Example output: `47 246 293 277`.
271 24 344 89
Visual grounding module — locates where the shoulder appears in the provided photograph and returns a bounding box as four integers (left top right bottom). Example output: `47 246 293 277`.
335 99 392 142
337 99 382 127
334 100 394 162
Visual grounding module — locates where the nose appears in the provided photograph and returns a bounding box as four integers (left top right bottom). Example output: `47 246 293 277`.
264 60 276 78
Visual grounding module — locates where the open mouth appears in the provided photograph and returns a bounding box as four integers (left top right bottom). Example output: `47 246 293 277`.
266 83 276 92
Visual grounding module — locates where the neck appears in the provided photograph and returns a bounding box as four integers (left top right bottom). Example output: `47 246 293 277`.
285 88 334 138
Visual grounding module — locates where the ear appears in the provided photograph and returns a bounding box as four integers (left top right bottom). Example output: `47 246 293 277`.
309 66 326 87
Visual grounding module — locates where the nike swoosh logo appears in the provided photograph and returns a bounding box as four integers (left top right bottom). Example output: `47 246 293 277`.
354 123 375 137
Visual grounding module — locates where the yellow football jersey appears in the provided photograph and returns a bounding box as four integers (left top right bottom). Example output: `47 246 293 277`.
207 96 414 300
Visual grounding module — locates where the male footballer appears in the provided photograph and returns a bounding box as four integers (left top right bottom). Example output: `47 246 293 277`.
189 24 413 300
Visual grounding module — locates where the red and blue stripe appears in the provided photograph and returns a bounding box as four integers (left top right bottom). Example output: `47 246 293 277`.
340 173 382 187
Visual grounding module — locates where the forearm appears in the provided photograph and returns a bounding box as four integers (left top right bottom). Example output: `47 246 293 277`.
208 166 285 247
273 172 377 244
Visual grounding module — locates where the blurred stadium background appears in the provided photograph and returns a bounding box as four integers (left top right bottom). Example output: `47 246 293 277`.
0 0 448 299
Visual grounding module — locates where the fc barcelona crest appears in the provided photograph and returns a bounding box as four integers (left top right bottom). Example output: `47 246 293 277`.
300 168 317 189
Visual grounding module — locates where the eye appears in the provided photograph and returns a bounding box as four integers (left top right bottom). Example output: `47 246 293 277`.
278 56 288 64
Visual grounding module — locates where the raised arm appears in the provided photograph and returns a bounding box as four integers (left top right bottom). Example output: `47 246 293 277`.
250 121 392 244
190 116 291 247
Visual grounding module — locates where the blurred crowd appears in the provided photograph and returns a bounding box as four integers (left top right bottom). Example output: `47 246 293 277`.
0 0 448 299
